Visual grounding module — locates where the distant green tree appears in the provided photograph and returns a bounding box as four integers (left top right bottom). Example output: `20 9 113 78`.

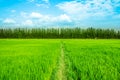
0 27 119 39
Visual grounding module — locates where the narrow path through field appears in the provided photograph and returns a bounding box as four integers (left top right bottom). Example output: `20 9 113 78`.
50 41 66 80
56 41 66 80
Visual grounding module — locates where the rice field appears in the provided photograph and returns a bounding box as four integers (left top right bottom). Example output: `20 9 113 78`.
63 40 120 80
0 39 120 80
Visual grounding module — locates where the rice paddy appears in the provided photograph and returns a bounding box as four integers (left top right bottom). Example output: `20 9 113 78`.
0 39 120 80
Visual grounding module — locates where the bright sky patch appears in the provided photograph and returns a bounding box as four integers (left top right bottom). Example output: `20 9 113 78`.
0 0 120 28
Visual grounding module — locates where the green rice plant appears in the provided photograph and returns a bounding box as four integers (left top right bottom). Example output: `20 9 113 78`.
0 39 120 80
0 39 61 80
63 39 120 80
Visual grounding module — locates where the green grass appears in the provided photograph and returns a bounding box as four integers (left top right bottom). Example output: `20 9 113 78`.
0 39 61 80
63 39 120 80
0 39 120 80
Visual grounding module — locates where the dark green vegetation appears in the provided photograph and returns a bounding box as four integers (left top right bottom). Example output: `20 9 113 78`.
0 28 120 38
0 39 120 80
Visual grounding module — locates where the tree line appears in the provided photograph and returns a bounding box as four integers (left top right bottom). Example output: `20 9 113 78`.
0 27 120 39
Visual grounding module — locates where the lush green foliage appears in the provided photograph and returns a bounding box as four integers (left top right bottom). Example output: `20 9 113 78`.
0 39 60 80
0 28 120 38
0 39 120 80
63 40 120 80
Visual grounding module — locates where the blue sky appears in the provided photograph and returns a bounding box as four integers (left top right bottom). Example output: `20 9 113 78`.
0 0 120 28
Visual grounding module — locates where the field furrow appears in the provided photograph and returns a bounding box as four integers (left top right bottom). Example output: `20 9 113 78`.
50 41 66 80
56 42 66 80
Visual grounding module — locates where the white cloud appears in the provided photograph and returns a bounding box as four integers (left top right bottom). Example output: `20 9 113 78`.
19 11 72 25
57 14 71 22
30 12 43 18
29 12 71 22
56 0 119 20
3 18 16 24
44 14 71 22
23 20 33 25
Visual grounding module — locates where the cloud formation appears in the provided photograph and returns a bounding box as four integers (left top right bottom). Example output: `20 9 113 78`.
23 20 33 25
57 14 71 22
30 12 43 19
3 18 16 24
56 0 120 20
19 12 71 26
0 0 120 27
